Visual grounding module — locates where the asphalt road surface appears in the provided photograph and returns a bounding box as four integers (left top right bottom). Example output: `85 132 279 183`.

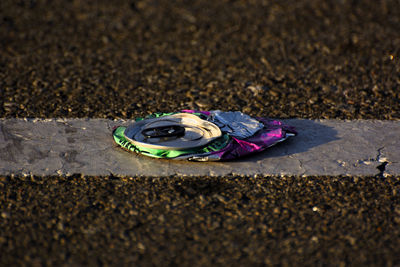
1 0 400 266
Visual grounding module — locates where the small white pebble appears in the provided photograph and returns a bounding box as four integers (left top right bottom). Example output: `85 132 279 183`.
378 157 388 163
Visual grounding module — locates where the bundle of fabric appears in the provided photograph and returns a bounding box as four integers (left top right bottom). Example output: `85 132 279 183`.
112 110 297 161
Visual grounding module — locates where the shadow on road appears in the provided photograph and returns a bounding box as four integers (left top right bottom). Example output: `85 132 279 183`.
240 119 339 162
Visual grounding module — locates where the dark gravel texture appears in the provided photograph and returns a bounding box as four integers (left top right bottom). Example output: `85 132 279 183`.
1 0 399 119
1 175 400 266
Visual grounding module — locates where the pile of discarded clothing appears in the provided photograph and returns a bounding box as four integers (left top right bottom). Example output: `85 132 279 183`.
113 110 297 161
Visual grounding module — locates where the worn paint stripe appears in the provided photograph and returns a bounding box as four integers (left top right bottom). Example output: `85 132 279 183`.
0 118 399 176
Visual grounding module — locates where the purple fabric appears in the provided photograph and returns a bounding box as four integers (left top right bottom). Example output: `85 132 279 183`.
138 110 296 161
115 109 296 161
205 118 297 160
180 110 297 160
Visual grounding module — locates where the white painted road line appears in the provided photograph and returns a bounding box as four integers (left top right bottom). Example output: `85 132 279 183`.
0 118 399 176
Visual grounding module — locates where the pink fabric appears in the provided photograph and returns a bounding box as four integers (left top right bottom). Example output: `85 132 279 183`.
180 110 297 160
202 118 296 160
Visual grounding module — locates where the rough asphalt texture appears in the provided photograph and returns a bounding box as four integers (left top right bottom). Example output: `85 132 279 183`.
1 0 400 266
1 175 400 266
1 0 399 119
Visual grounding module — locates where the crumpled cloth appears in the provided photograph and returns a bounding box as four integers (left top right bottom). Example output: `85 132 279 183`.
208 110 264 139
113 110 297 161
175 115 297 161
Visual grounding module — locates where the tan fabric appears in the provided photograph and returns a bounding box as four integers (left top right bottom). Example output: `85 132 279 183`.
124 113 222 150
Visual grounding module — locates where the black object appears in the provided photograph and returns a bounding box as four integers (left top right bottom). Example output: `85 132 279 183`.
141 125 186 138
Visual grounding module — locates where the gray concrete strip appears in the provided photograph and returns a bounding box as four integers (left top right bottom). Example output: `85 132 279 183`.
0 118 399 177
